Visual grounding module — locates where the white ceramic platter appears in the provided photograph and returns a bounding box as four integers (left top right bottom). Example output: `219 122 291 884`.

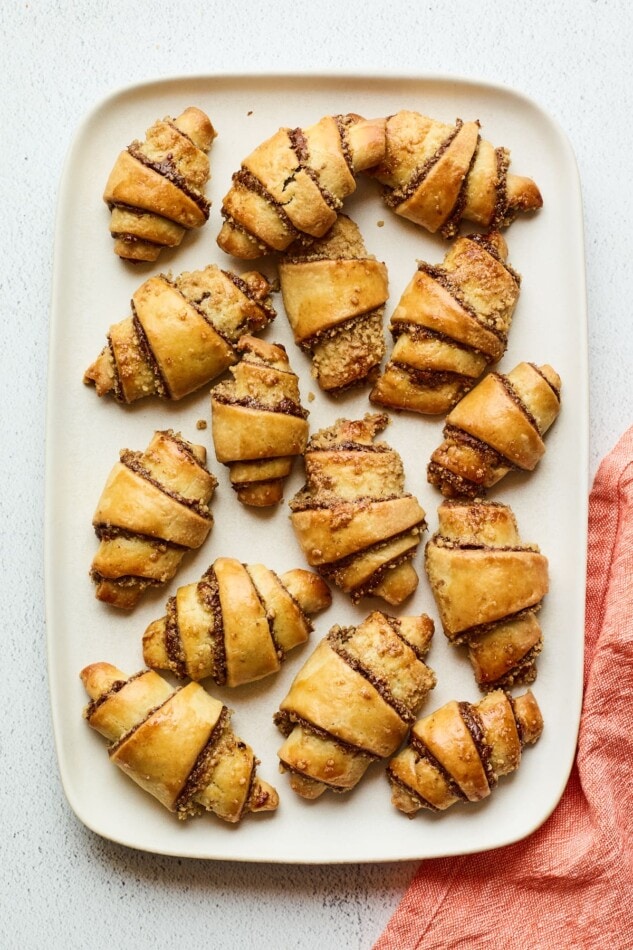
46 73 588 863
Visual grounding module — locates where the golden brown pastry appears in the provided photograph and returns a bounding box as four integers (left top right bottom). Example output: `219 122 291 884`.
425 500 548 688
427 361 562 497
210 336 309 506
289 413 426 604
388 689 543 814
84 266 275 404
103 106 216 262
81 662 279 822
143 557 331 687
278 215 389 392
370 232 520 414
216 113 386 259
371 110 542 237
90 430 217 609
275 610 436 799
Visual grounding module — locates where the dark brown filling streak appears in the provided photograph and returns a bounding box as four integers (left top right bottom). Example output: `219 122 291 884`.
384 120 466 208
439 136 482 239
479 641 542 691
432 537 540 554
130 305 168 398
92 523 187 548
390 322 488 360
119 450 214 522
443 421 521 469
127 145 210 220
529 362 561 402
159 271 256 356
107 683 177 756
271 568 315 634
426 461 482 499
388 361 477 393
197 567 227 686
90 571 162 592
335 114 357 174
104 335 124 402
84 673 137 721
496 372 543 435
288 487 406 513
491 148 510 229
211 392 308 419
109 229 166 251
173 706 233 814
386 766 441 813
245 566 285 664
303 437 392 457
165 118 198 150
299 306 385 355
315 519 424 579
416 262 510 346
226 168 303 246
328 630 417 725
346 546 423 604
289 128 343 213
274 709 380 763
223 270 277 326
408 732 469 803
386 614 432 663
164 595 188 680
465 232 522 286
459 701 497 790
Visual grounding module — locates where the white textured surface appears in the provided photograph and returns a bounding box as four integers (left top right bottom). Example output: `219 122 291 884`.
1 1 632 948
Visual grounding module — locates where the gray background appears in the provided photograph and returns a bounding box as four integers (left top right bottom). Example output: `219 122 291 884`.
2 1 630 947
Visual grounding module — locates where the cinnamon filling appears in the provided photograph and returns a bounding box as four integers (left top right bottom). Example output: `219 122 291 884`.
385 119 466 207
128 144 210 218
197 567 227 686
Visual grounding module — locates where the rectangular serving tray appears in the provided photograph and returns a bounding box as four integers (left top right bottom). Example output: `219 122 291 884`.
46 72 588 863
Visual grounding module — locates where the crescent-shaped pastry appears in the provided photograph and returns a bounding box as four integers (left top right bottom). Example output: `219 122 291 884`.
103 106 216 262
216 113 386 259
278 215 389 392
143 557 331 687
371 110 542 237
289 413 427 604
370 232 520 414
427 361 562 497
425 500 548 688
210 336 309 506
81 662 279 823
84 266 275 403
388 689 543 814
275 610 436 799
90 430 217 609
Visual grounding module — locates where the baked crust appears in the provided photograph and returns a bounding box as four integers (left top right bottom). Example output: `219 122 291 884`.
275 610 436 798
81 662 278 822
388 689 543 815
216 113 386 258
142 557 331 687
210 336 309 506
371 232 520 414
289 413 426 604
84 267 275 403
425 499 548 688
90 430 217 609
103 106 216 262
372 110 542 236
427 361 562 497
279 215 388 392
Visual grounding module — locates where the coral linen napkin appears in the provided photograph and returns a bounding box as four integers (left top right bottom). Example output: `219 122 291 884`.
375 428 633 950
